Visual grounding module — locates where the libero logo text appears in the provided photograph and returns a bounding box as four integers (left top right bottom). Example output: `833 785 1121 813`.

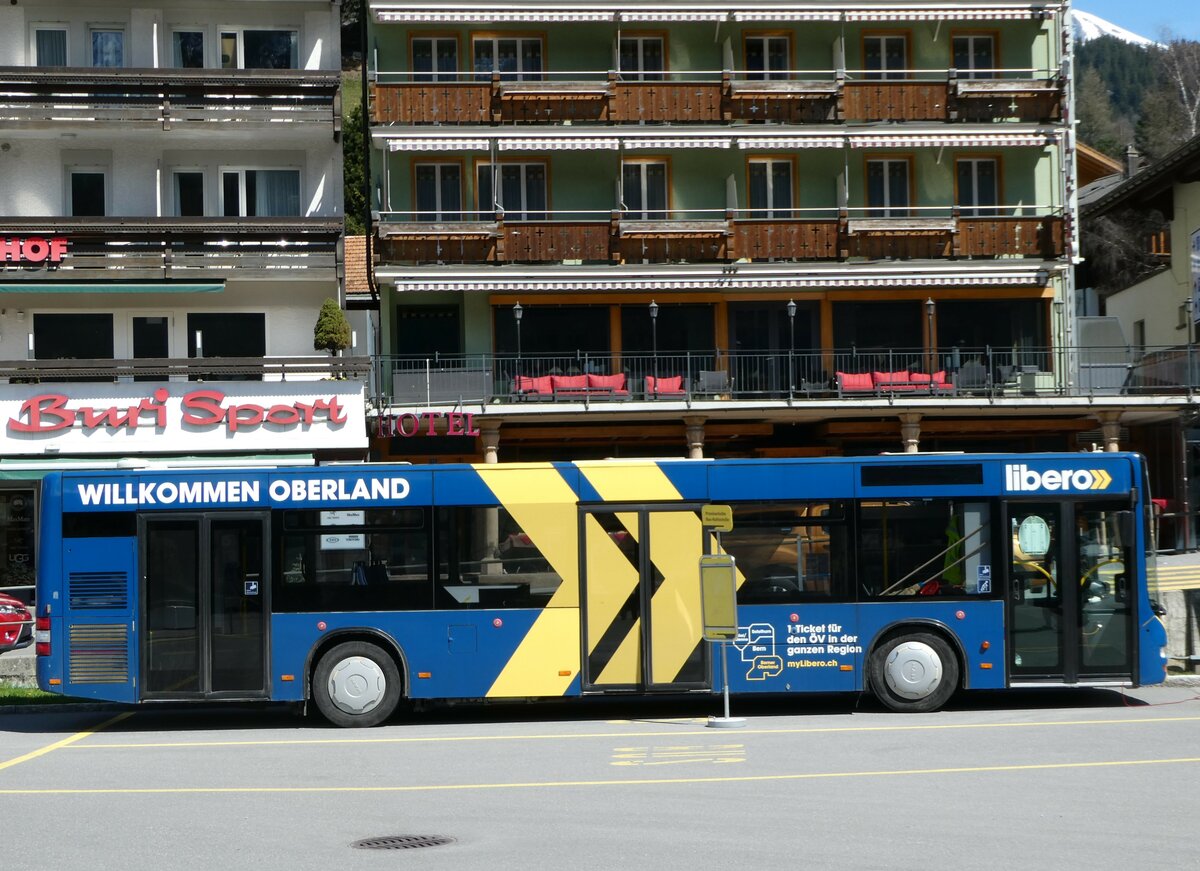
1004 464 1113 492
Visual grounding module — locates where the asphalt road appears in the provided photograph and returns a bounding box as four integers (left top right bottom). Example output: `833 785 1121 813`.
2 687 1199 871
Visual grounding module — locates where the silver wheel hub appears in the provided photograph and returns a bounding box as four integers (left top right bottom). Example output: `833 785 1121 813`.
327 656 387 715
884 641 943 700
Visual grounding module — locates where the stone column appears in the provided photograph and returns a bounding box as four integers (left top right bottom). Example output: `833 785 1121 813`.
684 415 706 459
1095 411 1121 452
479 420 502 567
899 412 922 453
479 419 502 464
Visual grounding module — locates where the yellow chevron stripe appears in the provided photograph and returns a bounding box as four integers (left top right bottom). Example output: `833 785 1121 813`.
648 511 706 683
597 620 642 685
584 512 641 673
576 460 686 502
476 464 581 698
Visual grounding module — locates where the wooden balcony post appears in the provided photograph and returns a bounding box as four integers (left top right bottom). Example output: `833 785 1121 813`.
721 70 732 122
491 71 501 123
950 206 962 259
835 68 847 121
837 208 850 260
610 210 622 262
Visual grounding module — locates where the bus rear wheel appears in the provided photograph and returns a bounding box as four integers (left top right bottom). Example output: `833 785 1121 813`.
312 641 401 728
868 632 959 713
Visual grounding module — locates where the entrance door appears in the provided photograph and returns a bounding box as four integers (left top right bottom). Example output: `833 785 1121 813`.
1007 502 1134 682
141 514 269 698
581 507 708 691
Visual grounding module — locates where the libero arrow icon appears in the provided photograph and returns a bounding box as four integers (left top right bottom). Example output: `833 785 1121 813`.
1090 469 1112 489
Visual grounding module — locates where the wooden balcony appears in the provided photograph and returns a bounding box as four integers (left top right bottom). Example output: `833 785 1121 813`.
0 217 342 280
375 212 1065 265
371 72 1062 125
0 67 341 131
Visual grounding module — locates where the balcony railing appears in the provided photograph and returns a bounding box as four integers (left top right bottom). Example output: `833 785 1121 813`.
375 344 1196 408
0 355 370 383
375 207 1064 264
0 217 343 280
0 67 341 129
370 68 1061 126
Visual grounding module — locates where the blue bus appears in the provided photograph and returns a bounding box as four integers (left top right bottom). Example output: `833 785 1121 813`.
34 453 1167 725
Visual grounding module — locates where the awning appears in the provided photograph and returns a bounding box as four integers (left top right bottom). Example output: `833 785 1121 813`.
845 8 1055 21
847 132 1055 148
499 137 621 151
378 10 615 21
737 136 844 149
0 282 224 293
387 138 490 152
623 138 732 149
732 11 842 21
392 271 1048 293
619 10 728 20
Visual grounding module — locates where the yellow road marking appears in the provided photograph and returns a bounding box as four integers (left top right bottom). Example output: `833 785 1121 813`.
0 712 133 772
65 713 1200 751
1 756 1197 795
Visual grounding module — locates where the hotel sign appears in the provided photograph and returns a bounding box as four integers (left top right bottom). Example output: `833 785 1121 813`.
1 237 69 264
0 381 367 455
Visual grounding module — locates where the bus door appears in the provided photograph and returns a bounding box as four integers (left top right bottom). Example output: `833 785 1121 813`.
1006 502 1134 682
580 506 709 692
140 513 269 699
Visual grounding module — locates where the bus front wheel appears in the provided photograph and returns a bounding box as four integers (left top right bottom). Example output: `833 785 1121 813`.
868 632 959 713
312 641 402 728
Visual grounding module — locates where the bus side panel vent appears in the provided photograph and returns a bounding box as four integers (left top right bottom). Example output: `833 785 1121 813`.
68 571 130 611
68 624 130 684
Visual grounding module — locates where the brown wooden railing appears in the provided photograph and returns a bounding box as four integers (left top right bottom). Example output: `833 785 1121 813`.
376 213 1064 264
370 73 1061 125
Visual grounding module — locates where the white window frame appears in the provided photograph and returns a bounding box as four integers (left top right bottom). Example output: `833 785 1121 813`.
953 34 995 80
219 27 300 70
864 34 908 80
218 166 302 217
30 24 69 67
67 166 110 217
621 160 669 220
748 158 794 218
170 28 208 69
956 157 999 217
88 25 126 68
472 36 543 81
866 158 910 218
412 36 459 82
745 34 790 80
476 161 548 220
171 168 207 217
618 35 665 81
414 162 463 220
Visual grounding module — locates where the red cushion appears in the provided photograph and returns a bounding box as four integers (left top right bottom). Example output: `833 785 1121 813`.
872 370 910 385
588 373 626 390
551 374 588 391
932 370 949 385
515 375 553 394
647 375 684 394
839 372 873 390
909 372 932 383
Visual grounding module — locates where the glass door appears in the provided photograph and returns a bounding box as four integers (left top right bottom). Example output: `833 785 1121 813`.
132 314 169 382
1007 502 1135 682
142 514 269 698
581 507 708 691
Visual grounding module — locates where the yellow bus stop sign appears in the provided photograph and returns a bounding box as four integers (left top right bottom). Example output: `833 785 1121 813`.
701 504 733 532
700 554 738 640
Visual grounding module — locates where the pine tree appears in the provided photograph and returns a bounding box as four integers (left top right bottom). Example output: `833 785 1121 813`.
1076 67 1124 157
343 101 366 236
313 298 352 355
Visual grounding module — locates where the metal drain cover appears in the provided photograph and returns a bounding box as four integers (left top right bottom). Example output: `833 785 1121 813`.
352 835 456 851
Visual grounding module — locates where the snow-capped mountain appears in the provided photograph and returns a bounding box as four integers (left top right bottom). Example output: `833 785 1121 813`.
1072 10 1157 47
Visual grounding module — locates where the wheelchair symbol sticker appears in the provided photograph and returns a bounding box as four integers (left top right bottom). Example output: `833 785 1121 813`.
977 565 992 594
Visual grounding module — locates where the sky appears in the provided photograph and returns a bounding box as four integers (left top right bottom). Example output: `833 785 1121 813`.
1074 0 1200 42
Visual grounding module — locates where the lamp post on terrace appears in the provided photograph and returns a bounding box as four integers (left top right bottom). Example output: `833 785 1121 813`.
786 298 797 399
649 299 659 382
1187 295 1196 391
925 298 935 377
513 301 523 379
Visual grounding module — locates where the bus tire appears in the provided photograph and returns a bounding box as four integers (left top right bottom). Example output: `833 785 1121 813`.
868 632 959 713
312 641 402 728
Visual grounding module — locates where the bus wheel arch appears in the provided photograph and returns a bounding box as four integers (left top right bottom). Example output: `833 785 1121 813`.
866 622 964 713
308 631 407 728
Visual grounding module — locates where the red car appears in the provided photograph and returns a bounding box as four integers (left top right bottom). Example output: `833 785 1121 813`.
0 592 32 651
